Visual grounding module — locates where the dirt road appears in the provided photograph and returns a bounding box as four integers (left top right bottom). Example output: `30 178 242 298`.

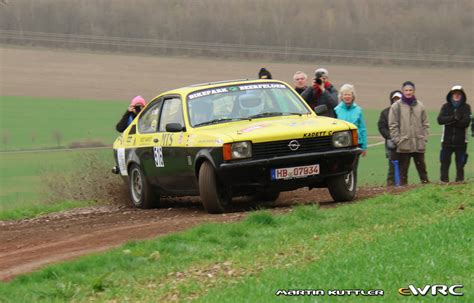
0 186 410 281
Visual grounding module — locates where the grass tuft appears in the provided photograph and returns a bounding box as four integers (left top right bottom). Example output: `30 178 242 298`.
245 211 278 226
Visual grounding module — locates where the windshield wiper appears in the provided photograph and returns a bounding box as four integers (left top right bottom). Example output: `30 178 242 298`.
248 112 304 119
248 112 284 119
194 117 248 127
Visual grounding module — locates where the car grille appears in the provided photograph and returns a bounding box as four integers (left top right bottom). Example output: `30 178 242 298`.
252 136 333 159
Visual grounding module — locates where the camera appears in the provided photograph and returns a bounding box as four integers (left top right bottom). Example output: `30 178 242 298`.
134 105 142 113
315 77 323 85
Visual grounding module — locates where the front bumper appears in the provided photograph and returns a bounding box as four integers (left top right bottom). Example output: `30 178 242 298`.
217 148 362 194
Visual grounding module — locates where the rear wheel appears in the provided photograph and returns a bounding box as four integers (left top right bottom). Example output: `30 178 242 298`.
129 164 159 209
199 161 231 214
327 170 357 202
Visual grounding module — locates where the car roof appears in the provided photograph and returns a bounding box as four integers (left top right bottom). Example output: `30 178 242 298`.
152 79 290 100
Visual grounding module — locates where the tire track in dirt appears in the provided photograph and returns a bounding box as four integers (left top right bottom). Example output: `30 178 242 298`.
0 187 411 281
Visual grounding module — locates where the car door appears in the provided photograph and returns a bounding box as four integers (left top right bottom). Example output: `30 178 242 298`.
155 96 197 193
134 98 164 187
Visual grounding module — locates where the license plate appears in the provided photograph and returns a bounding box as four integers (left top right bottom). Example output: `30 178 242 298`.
271 164 320 180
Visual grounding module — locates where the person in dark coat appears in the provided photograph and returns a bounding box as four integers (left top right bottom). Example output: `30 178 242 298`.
437 85 471 182
471 115 474 137
301 68 338 117
293 71 308 95
378 90 402 185
258 67 272 79
116 96 146 132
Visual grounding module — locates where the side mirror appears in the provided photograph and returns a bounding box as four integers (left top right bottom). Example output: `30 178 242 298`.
314 104 328 115
165 123 185 132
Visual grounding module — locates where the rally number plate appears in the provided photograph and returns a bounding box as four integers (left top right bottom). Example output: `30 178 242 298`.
271 164 320 180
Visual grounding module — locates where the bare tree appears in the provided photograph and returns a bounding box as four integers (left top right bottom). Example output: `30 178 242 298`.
52 130 63 148
1 0 472 64
1 130 11 149
31 130 37 144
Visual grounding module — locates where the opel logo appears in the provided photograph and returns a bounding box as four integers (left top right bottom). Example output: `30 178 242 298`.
288 140 300 151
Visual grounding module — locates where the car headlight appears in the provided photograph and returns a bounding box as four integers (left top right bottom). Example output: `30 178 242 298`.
332 131 352 148
223 141 252 160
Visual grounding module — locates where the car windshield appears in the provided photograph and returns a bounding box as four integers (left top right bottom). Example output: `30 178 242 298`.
187 82 311 127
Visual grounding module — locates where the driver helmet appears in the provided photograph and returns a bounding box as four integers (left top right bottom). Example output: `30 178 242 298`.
238 93 264 116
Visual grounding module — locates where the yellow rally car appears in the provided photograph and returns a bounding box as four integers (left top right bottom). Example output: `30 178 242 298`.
112 79 362 213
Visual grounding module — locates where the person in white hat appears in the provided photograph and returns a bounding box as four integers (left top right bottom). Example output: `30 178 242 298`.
437 85 471 182
378 90 402 186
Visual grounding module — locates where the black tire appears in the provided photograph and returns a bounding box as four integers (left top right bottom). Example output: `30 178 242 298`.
327 170 357 202
128 164 160 209
199 161 231 214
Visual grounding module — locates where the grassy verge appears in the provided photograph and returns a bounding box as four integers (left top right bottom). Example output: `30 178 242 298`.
0 183 471 302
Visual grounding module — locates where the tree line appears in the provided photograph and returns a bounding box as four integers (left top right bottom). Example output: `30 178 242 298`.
0 0 472 66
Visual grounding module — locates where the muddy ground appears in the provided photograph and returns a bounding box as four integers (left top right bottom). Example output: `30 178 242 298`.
1 47 472 109
0 186 413 281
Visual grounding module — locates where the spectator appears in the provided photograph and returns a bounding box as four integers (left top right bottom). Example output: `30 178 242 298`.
301 68 338 117
334 84 367 157
437 85 471 182
472 115 474 137
315 68 338 101
116 96 146 132
258 67 272 79
293 71 308 95
389 81 430 185
378 90 402 186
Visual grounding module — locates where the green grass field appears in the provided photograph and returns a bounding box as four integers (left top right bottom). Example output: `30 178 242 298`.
0 96 473 220
0 184 471 302
0 96 124 151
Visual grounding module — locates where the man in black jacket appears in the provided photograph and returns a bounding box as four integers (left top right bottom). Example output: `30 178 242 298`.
437 85 471 182
378 90 402 185
293 71 308 95
301 68 338 117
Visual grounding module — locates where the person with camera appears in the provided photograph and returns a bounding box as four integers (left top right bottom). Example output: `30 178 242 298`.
389 81 430 185
437 85 471 182
115 95 147 132
293 71 308 95
301 68 338 117
378 90 402 186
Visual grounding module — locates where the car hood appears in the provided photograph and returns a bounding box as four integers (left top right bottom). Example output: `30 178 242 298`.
190 115 355 144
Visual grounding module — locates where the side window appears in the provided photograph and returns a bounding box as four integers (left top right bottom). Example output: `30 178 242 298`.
137 100 163 134
159 98 184 132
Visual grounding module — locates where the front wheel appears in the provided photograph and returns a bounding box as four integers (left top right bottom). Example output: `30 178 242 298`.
199 161 231 214
327 170 357 202
129 164 160 209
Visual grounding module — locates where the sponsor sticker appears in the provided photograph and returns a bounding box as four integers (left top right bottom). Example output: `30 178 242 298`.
153 146 165 167
187 83 286 100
